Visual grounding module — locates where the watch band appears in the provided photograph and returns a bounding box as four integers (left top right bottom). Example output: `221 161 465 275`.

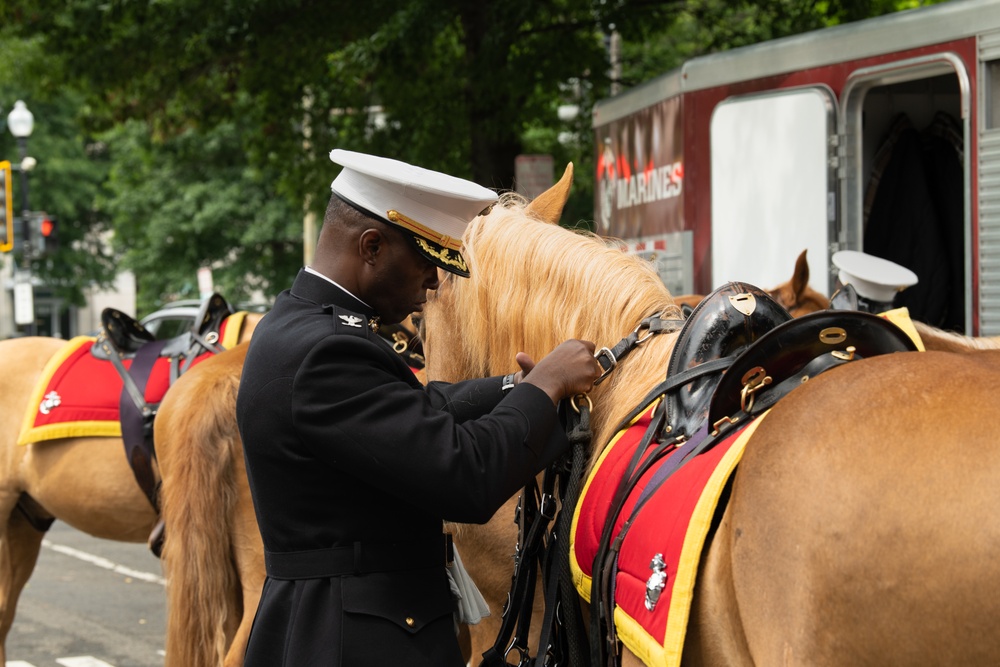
501 373 516 393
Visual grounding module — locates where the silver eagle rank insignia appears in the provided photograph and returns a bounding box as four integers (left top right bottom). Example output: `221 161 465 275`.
339 314 364 328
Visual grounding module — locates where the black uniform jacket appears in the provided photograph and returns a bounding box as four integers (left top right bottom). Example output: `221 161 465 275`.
236 269 570 666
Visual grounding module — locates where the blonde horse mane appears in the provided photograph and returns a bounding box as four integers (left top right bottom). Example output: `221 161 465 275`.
425 193 683 469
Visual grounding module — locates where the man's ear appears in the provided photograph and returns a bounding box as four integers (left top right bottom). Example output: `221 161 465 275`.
359 228 382 266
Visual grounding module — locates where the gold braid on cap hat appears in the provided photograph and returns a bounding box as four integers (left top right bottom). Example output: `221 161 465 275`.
387 210 463 252
414 237 469 273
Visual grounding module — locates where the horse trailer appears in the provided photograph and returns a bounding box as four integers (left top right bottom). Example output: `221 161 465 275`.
593 0 1000 334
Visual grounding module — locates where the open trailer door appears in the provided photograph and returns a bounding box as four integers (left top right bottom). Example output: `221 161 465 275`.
710 85 839 296
839 53 971 333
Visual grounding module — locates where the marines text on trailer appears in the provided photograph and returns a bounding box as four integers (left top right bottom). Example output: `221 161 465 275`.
594 0 1000 334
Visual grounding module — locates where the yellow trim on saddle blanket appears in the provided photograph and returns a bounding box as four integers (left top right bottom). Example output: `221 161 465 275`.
570 409 770 667
879 307 924 351
569 402 656 604
16 312 249 447
16 336 118 446
220 310 248 348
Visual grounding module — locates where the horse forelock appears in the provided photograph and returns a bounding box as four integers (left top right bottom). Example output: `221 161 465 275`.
425 196 682 465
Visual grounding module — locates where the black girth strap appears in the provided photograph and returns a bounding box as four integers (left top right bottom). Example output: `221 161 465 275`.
119 339 168 511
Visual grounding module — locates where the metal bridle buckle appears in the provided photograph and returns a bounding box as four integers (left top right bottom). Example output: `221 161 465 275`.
392 331 409 353
594 347 617 385
571 393 593 414
739 366 772 414
632 317 657 345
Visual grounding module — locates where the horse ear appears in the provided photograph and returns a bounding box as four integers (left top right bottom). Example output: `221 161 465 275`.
525 162 573 224
791 249 809 295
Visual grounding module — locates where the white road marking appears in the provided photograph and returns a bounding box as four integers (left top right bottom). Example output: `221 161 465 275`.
41 540 166 586
6 660 119 667
57 658 117 667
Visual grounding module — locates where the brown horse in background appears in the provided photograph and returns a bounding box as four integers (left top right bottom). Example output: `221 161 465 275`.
0 313 261 664
421 192 1000 664
677 248 829 319
766 249 1000 352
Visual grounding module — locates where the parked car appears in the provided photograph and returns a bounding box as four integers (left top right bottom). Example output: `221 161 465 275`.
139 300 202 340
139 298 269 340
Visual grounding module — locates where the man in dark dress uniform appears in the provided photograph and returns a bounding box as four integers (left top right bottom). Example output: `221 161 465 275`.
236 149 601 666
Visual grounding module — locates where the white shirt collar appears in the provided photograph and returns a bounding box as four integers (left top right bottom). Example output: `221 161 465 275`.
303 266 372 308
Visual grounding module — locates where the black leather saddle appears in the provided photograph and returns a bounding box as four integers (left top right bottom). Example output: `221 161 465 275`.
664 282 792 438
99 308 155 355
93 293 234 361
707 309 918 430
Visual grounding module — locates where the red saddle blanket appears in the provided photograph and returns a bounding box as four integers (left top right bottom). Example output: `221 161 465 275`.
17 313 248 445
569 403 768 667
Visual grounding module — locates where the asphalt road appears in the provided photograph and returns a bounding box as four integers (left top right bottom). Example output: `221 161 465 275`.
4 522 166 667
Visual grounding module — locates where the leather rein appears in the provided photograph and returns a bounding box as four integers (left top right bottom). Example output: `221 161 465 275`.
480 312 689 667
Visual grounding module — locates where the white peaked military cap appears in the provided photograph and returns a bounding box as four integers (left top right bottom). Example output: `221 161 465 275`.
832 250 918 302
330 149 498 277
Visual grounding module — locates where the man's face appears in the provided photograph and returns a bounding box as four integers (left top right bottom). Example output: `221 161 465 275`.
365 224 441 325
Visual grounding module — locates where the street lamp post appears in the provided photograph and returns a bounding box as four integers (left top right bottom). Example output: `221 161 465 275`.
7 100 35 335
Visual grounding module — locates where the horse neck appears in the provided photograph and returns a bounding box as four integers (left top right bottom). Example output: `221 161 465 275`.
585 333 678 473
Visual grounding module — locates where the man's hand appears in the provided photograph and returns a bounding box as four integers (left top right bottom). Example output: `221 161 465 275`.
516 340 601 405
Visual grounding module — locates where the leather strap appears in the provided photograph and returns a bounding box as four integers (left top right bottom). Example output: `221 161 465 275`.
119 338 168 510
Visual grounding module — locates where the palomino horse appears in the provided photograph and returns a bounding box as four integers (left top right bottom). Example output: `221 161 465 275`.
0 311 262 664
421 194 1000 664
152 164 1000 666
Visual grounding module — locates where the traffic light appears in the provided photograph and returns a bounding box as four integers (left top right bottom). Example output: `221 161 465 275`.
38 215 57 253
0 161 11 253
29 212 56 254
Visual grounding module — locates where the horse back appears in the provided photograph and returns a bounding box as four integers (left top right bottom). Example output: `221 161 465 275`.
698 350 1000 666
0 336 69 425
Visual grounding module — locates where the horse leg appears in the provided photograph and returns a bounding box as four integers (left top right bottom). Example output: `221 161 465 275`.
0 504 47 662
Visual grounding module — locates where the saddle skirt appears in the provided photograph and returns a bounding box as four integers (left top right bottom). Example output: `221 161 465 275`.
570 403 767 666
17 313 248 446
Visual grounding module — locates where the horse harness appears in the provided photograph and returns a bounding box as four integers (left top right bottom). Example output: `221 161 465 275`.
13 295 235 553
95 293 235 516
482 282 918 667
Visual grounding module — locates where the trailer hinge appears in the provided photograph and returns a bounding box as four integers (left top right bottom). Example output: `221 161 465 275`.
829 133 847 178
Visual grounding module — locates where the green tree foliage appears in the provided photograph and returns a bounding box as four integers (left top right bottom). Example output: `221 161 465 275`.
101 114 300 314
0 32 118 306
